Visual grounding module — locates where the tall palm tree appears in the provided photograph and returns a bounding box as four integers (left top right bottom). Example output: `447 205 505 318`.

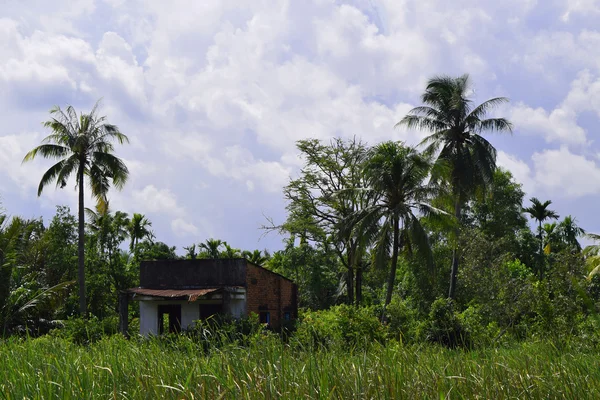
397 74 512 299
128 213 154 253
349 142 443 320
523 197 559 279
23 101 129 315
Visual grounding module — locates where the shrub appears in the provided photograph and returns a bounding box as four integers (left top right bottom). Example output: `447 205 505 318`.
294 305 387 349
50 315 118 345
421 298 470 348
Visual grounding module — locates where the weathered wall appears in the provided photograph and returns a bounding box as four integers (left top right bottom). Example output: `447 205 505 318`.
140 259 247 289
245 263 297 328
139 301 200 336
140 301 158 335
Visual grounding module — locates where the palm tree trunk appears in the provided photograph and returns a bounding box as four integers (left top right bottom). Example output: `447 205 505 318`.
77 166 86 316
448 198 462 300
355 259 362 306
381 216 400 322
538 221 543 280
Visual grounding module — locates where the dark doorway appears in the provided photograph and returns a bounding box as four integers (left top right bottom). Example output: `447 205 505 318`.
199 303 222 319
158 304 181 334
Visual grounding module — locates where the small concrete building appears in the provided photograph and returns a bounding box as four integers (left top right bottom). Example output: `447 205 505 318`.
120 258 297 336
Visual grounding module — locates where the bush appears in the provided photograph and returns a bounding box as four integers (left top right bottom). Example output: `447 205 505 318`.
50 315 118 345
421 298 470 348
384 297 419 342
294 305 387 349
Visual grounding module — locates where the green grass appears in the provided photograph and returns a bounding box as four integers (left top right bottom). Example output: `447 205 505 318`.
1 335 599 399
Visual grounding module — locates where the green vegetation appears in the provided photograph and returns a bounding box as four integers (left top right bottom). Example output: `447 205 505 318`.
2 334 600 399
3 75 600 397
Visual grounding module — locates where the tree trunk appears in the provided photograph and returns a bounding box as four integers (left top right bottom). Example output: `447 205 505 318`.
448 199 462 300
78 166 86 316
381 216 400 322
355 259 362 306
538 221 544 280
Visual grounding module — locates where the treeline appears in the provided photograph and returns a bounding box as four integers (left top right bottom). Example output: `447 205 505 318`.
3 74 600 346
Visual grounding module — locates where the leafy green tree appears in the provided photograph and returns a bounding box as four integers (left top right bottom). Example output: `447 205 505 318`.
136 241 178 261
0 214 72 336
23 101 129 315
398 74 512 299
281 138 371 304
523 197 559 279
350 142 442 318
128 213 154 253
465 169 527 241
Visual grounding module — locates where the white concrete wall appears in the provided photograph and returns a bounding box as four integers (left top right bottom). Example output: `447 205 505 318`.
227 298 247 318
139 301 200 336
139 301 158 336
181 302 200 330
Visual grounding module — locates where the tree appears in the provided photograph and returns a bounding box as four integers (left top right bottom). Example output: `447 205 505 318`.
398 74 512 299
350 142 442 319
198 238 224 259
557 215 585 252
128 213 154 253
23 101 129 315
242 249 270 265
523 197 559 279
220 243 241 258
281 138 371 304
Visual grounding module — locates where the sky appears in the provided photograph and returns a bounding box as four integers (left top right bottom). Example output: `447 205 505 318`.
1 0 600 253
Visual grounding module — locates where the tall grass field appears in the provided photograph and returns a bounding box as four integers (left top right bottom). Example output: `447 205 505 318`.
1 334 599 399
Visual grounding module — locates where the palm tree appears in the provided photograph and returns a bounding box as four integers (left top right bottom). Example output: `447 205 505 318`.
523 197 559 279
583 233 600 280
242 249 270 265
198 238 224 259
23 101 129 315
221 243 241 258
558 215 585 252
128 213 154 253
397 74 512 299
349 142 443 320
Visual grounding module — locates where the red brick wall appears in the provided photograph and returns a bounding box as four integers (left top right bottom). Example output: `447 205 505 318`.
245 263 297 328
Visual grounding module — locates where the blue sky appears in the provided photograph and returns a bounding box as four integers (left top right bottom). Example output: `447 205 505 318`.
1 0 600 253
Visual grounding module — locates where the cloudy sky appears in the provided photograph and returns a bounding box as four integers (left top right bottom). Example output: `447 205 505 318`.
1 0 600 253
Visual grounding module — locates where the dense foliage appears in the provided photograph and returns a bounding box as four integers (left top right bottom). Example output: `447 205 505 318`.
3 76 600 356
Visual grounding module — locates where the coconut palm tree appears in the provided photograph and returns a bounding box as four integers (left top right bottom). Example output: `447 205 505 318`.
23 101 129 315
128 213 154 253
523 197 559 279
397 74 512 299
349 142 444 320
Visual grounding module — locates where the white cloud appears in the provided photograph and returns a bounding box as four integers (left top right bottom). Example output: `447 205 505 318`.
562 0 600 21
3 0 600 252
171 218 199 237
130 185 184 216
532 146 600 197
509 102 586 145
497 151 535 196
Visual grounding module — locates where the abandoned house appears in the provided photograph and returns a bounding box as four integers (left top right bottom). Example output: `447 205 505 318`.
119 258 298 335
